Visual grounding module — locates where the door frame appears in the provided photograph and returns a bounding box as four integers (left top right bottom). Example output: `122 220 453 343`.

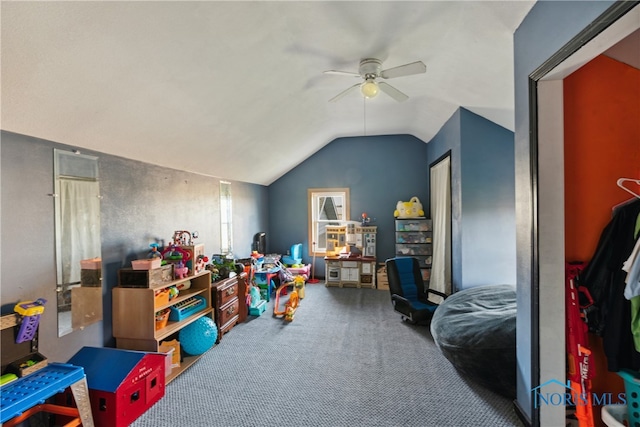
523 2 639 426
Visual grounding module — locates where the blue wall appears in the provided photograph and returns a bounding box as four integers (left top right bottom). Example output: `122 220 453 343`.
268 134 429 276
426 108 515 291
270 109 516 289
513 1 615 423
459 109 515 288
425 110 463 289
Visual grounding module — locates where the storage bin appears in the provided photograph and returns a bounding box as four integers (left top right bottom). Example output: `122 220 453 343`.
617 369 640 427
602 404 627 427
118 265 173 288
7 352 48 377
155 308 170 330
132 259 161 270
154 289 170 308
80 258 102 269
80 268 102 286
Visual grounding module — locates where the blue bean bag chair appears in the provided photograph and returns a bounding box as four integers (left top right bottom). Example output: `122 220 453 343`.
430 284 517 398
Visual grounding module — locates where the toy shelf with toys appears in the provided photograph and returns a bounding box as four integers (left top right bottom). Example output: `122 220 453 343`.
112 269 213 383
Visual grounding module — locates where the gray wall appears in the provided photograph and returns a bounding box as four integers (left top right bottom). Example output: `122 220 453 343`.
513 1 615 424
426 108 516 291
1 131 267 362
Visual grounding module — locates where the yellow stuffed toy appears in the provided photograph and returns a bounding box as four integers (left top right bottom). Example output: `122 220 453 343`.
394 196 424 218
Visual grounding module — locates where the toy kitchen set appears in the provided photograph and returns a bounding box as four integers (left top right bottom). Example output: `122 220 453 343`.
324 220 377 289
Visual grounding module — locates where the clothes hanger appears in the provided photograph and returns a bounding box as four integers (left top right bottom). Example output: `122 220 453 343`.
617 178 640 199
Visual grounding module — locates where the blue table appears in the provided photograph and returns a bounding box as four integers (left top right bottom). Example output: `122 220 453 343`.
254 266 281 301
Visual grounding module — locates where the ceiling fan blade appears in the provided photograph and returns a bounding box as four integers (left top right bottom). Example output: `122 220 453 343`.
380 61 426 79
323 70 360 77
378 82 409 102
328 83 360 102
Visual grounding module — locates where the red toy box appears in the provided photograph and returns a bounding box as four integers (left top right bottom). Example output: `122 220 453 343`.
67 346 165 427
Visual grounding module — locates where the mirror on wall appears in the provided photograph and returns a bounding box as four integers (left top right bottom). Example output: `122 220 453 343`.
53 149 102 337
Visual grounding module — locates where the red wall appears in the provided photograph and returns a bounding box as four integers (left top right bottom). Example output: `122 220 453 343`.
564 54 640 424
564 54 640 262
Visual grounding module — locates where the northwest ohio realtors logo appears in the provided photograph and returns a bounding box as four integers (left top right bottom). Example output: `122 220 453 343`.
532 379 626 408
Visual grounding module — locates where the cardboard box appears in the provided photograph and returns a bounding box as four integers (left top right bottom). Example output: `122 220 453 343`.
160 339 181 367
377 266 389 291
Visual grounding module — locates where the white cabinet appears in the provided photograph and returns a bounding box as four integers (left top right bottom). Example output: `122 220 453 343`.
341 261 360 284
324 257 376 289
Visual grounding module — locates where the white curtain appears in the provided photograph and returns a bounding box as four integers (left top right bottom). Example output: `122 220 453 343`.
430 156 451 303
59 178 101 284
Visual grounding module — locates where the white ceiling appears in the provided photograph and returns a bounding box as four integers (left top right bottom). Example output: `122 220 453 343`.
1 1 538 185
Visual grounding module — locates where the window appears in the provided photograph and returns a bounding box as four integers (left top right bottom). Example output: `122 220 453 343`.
308 188 349 255
220 181 233 255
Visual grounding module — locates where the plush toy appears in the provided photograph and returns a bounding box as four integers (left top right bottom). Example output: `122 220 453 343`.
394 196 425 218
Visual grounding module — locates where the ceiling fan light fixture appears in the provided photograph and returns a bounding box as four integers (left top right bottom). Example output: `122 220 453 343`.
361 79 379 98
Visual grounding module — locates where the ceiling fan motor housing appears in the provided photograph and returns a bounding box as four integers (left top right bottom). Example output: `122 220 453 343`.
359 58 382 79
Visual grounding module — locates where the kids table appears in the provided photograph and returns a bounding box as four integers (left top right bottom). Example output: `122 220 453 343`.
0 362 94 426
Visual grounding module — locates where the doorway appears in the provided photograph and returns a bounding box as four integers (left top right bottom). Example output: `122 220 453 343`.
529 3 639 426
430 151 452 301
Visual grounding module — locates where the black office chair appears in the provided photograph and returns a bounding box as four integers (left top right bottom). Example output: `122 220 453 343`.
385 257 447 324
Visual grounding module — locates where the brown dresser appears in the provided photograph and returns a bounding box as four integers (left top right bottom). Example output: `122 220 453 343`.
211 272 247 342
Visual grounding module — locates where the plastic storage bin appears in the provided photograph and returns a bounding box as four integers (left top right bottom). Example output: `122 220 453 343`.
617 368 640 427
602 404 627 427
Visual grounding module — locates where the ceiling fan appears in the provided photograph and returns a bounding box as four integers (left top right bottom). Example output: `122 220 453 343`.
324 58 426 103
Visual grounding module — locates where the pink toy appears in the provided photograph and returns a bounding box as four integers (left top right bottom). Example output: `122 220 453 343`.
174 261 188 279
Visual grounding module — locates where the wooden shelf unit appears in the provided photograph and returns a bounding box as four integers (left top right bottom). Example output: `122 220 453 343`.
112 269 212 383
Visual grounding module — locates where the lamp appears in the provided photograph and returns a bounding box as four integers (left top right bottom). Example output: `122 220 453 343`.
360 78 379 98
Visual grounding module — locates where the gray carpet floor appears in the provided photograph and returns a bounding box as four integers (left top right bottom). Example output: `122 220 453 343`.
131 283 522 427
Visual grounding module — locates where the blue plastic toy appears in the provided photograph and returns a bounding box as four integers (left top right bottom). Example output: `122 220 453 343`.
178 317 217 355
281 243 302 266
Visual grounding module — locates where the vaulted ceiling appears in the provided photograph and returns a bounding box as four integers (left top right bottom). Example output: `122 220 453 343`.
1 1 537 185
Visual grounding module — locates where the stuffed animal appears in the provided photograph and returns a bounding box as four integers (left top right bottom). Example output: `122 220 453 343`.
394 196 424 218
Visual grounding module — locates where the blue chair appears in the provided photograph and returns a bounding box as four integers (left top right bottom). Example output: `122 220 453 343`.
282 243 302 266
385 257 447 324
